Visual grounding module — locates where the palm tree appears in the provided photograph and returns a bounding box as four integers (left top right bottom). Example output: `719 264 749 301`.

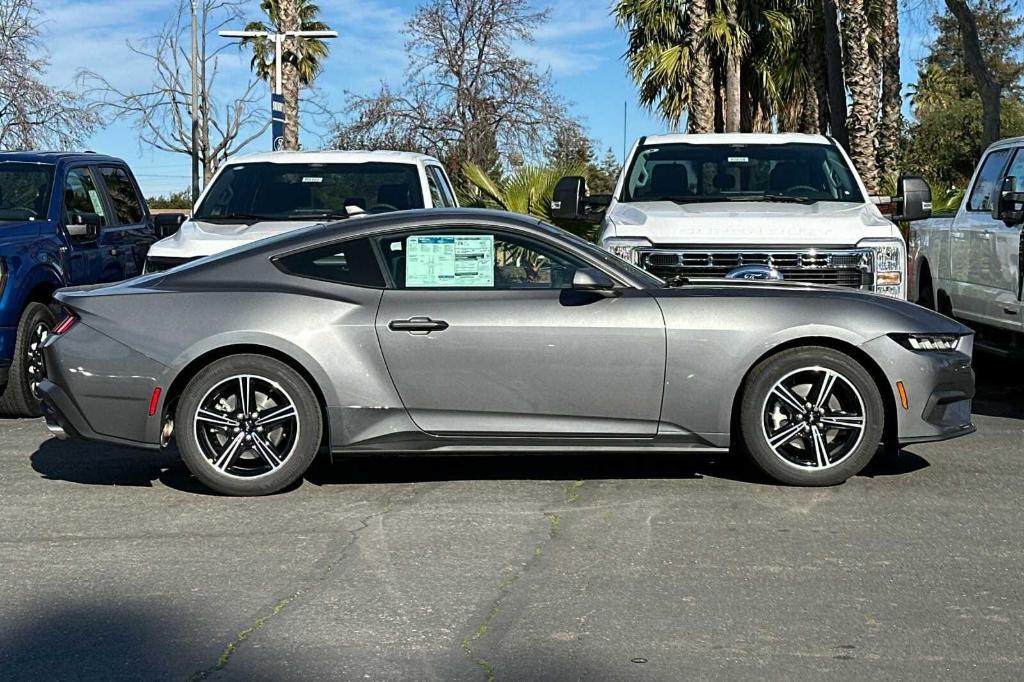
462 163 584 223
839 0 881 193
614 0 800 134
241 0 331 150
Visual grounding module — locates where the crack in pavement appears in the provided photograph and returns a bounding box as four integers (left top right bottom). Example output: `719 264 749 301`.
460 480 583 682
186 485 420 681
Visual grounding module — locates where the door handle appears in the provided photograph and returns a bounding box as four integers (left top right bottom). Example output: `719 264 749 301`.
1005 307 1019 316
388 317 449 333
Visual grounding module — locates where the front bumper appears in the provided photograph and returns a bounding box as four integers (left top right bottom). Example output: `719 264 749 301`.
862 334 976 444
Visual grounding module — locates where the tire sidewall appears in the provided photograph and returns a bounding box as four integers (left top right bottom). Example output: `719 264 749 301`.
0 302 56 417
740 347 885 486
175 354 322 496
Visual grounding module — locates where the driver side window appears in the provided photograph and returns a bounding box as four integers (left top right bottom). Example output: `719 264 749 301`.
64 168 107 226
379 229 588 290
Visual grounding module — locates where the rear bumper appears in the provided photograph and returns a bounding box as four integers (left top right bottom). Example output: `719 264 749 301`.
37 379 159 450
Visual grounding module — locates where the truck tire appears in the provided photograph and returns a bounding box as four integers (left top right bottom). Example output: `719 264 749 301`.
0 302 56 418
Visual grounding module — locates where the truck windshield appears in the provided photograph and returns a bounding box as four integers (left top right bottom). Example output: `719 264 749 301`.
0 163 54 222
622 143 863 204
193 162 425 221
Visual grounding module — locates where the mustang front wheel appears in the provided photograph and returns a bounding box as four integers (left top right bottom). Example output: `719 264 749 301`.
176 354 322 496
740 346 885 486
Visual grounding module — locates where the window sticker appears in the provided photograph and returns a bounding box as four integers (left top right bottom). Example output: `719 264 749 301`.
87 189 104 215
727 156 749 163
301 176 323 183
406 235 494 287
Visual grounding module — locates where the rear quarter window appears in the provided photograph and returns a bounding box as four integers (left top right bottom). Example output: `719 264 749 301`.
274 237 385 288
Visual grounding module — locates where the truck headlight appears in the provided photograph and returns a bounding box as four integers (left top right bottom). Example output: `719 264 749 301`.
602 237 651 266
858 238 906 299
889 333 962 352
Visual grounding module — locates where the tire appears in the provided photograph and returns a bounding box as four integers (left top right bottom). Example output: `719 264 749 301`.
917 269 935 310
738 346 885 486
175 354 323 496
0 302 56 418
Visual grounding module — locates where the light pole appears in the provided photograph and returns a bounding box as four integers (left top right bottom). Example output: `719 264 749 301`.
190 0 200 203
219 29 338 151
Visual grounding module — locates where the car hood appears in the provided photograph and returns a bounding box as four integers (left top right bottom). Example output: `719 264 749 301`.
652 280 972 336
147 218 319 259
605 200 899 245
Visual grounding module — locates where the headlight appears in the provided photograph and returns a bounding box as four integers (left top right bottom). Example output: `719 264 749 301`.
602 237 651 266
858 238 906 299
889 333 962 351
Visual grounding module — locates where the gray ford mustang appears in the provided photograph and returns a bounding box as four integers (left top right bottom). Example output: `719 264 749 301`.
38 209 975 496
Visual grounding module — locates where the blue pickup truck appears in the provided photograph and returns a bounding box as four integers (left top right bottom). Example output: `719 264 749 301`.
0 152 181 417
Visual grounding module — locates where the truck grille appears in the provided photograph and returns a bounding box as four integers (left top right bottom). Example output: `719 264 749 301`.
638 248 872 288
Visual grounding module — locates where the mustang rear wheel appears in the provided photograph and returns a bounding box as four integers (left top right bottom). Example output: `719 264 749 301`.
176 354 322 496
739 346 884 486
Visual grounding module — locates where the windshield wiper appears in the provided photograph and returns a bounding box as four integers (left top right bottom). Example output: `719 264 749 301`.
195 213 281 224
760 194 817 205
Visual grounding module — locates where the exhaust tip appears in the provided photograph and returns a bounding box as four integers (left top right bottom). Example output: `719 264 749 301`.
44 416 68 440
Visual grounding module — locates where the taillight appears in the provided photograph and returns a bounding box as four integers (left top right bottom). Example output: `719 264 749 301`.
52 312 79 335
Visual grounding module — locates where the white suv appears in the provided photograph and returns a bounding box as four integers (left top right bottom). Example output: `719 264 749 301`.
146 150 458 273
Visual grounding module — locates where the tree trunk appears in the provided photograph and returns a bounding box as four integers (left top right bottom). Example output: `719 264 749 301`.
280 0 300 150
807 0 831 134
945 0 1002 149
821 0 848 148
877 0 902 179
686 0 715 133
722 0 742 132
839 0 879 193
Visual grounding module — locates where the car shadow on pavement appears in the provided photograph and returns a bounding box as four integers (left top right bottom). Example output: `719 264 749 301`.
29 436 931 494
970 354 1024 420
29 438 210 494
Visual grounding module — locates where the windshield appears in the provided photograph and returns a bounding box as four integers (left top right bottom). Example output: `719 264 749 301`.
193 162 425 221
0 163 54 222
622 142 863 204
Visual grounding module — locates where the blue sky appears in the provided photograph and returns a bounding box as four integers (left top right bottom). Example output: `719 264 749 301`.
39 0 944 197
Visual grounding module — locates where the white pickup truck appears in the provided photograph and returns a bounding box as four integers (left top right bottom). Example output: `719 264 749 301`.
145 150 458 273
552 133 933 299
909 136 1024 354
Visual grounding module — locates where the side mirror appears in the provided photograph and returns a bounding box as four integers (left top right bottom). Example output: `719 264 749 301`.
551 177 611 224
992 176 1024 227
572 267 619 296
552 176 585 221
153 212 187 239
894 175 932 221
66 212 100 239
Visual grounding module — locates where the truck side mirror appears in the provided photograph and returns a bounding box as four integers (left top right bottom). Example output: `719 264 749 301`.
992 176 1024 227
894 175 932 222
66 212 100 239
153 213 187 239
551 176 612 224
552 176 586 221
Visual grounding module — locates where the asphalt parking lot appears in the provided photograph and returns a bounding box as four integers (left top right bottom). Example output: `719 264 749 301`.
1 357 1022 681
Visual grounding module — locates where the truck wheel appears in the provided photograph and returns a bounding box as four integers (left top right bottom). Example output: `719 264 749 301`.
0 302 56 418
175 354 323 496
738 346 885 486
917 270 935 310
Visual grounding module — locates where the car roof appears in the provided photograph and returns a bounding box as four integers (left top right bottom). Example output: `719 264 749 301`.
641 132 834 146
987 136 1024 151
0 151 126 165
219 150 445 167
